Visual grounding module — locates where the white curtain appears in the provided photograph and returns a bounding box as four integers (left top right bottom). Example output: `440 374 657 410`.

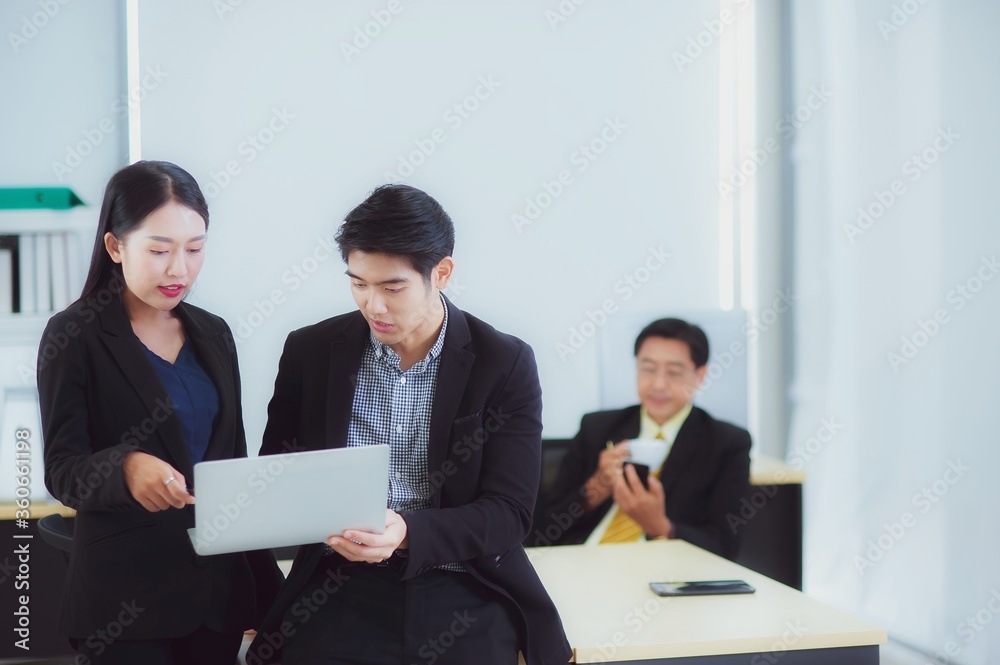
788 1 1000 662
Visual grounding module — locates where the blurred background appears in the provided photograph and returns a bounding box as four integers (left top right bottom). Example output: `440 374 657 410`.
1 1 998 663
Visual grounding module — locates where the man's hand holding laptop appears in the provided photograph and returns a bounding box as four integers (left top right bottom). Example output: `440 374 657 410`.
327 508 408 563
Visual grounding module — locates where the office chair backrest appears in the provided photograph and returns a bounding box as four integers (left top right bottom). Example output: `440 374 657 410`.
37 513 74 560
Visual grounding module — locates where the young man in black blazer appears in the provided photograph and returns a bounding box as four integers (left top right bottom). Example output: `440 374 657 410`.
248 185 570 665
535 318 751 560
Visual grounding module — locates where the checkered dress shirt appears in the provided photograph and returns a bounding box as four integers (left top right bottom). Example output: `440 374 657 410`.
346 297 461 570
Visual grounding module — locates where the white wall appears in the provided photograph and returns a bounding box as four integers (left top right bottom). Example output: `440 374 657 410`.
789 1 1000 662
135 0 729 449
0 0 126 207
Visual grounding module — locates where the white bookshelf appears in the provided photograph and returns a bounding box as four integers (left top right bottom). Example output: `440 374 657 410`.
0 208 96 235
0 208 94 319
0 208 94 498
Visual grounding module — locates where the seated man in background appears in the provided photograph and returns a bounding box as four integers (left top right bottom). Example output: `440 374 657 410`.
533 318 750 560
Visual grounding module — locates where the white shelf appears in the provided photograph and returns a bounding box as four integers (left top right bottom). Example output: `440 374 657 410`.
0 316 46 390
0 313 52 346
0 209 91 317
0 208 95 235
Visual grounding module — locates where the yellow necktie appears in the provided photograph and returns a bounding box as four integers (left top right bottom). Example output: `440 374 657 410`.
599 432 665 544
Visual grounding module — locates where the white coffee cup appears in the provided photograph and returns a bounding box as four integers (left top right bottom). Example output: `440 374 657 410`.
626 438 669 470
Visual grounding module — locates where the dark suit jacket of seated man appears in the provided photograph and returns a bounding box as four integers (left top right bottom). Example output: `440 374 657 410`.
247 184 570 665
533 318 751 560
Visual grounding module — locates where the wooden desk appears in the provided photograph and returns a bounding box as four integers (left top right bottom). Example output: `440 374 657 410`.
750 456 806 485
0 500 75 520
526 540 884 664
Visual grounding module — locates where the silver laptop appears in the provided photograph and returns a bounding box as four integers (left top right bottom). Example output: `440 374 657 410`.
188 445 389 556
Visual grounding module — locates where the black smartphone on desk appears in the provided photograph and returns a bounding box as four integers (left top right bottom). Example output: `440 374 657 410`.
649 580 756 597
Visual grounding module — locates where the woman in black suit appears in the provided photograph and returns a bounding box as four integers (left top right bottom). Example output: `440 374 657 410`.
38 161 281 664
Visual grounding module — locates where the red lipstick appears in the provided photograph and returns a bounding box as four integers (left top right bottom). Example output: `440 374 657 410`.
158 284 184 298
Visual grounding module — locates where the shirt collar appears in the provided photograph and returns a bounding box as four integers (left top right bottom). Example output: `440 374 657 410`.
640 402 693 442
370 294 449 371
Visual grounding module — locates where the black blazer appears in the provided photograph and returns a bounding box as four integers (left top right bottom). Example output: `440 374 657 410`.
248 297 572 665
38 291 282 639
535 405 751 559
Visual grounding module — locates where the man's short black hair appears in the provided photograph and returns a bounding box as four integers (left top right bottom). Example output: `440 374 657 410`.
335 184 455 281
634 318 710 368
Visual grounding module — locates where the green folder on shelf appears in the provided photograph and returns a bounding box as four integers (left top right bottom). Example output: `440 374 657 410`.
0 187 84 210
